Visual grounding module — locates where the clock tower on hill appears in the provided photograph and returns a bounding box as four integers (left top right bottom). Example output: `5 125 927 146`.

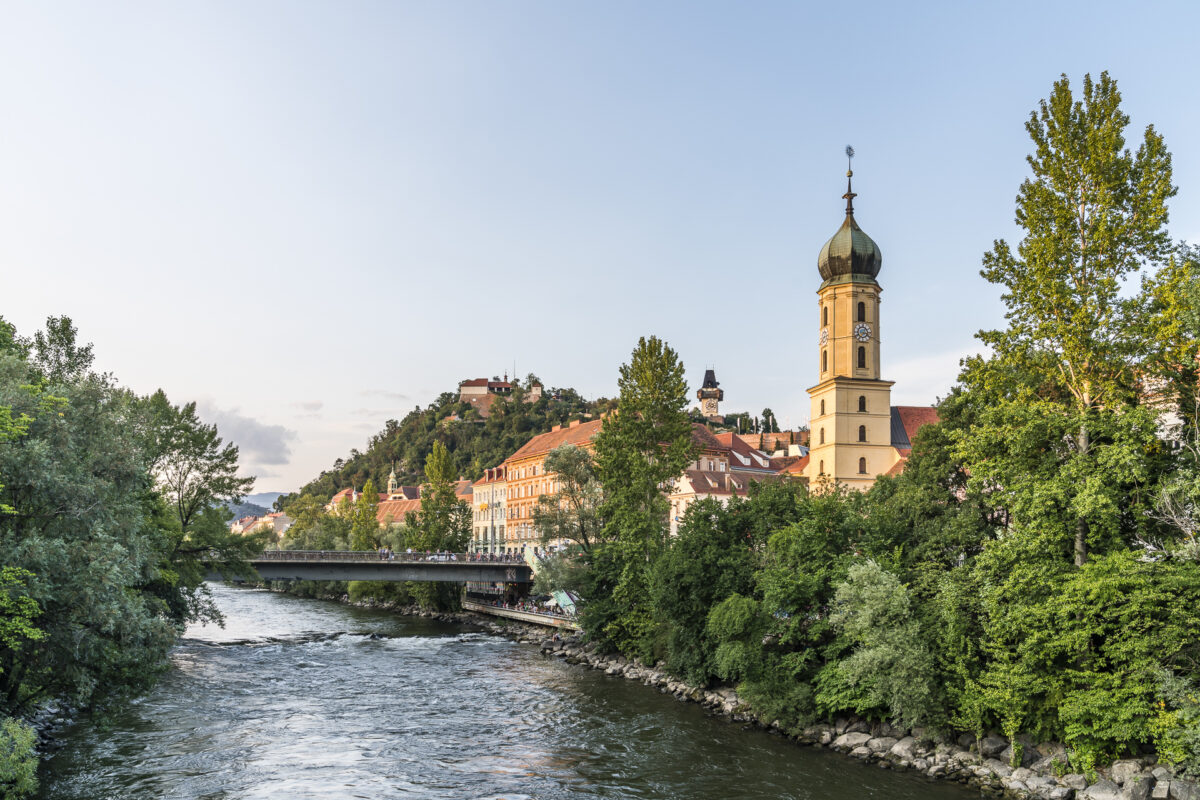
804 159 895 490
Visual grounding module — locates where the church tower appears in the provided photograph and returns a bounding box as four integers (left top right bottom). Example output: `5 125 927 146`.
804 154 895 490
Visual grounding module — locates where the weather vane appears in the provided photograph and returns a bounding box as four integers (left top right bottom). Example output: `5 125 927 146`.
843 145 856 213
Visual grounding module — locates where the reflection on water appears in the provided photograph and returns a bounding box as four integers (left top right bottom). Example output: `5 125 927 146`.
38 585 976 799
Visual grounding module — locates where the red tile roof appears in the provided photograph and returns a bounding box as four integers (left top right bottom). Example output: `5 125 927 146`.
691 424 730 454
779 455 810 475
894 406 940 445
713 432 773 470
506 419 605 462
376 498 422 526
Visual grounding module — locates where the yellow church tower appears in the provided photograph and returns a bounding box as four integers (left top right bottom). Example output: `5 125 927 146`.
804 151 895 490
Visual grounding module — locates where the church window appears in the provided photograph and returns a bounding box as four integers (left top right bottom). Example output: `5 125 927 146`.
857 301 866 322
858 457 867 474
823 306 828 326
858 395 867 412
819 428 825 444
820 399 825 416
858 425 867 442
822 350 828 372
857 346 866 369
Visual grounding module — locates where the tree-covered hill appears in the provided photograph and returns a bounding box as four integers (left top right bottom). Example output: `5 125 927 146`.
283 377 611 508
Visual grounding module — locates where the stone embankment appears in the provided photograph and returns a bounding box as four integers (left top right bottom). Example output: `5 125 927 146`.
373 601 1200 800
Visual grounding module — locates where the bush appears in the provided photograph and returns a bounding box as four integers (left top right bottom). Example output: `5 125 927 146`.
0 716 37 799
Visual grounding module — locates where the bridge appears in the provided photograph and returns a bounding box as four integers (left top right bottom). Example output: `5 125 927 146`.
207 550 533 584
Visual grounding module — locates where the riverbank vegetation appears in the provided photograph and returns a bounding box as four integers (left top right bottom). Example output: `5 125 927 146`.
0 317 264 796
537 73 1200 775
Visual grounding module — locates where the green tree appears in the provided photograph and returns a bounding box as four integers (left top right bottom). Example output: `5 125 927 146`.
827 560 942 729
651 497 758 684
142 390 254 533
0 715 37 799
349 478 380 551
532 445 603 554
974 71 1175 565
590 336 694 656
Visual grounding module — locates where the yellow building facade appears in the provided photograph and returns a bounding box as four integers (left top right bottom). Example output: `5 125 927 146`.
804 166 901 490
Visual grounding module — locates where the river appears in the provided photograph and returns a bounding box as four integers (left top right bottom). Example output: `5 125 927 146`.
37 585 978 799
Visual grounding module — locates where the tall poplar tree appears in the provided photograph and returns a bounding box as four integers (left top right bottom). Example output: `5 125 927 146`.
591 335 694 656
970 71 1175 565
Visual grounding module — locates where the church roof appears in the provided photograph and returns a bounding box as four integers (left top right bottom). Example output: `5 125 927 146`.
817 169 882 284
889 406 941 449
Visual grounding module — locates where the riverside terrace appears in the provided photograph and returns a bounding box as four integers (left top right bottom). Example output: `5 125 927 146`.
206 550 533 584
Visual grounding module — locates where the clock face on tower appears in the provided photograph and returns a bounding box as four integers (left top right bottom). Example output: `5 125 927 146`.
819 328 829 345
853 323 872 342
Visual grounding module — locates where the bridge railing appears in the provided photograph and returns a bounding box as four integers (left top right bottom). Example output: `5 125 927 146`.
255 550 527 565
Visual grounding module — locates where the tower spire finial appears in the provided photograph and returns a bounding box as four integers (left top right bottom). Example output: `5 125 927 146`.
843 145 856 215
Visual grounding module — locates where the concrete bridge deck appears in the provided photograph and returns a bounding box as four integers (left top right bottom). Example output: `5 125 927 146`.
207 550 533 584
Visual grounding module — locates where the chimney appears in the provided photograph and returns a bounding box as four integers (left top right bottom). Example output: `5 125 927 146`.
570 419 581 427
551 424 562 432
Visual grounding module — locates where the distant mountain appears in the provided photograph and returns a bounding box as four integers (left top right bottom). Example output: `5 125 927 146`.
244 492 283 510
226 501 268 520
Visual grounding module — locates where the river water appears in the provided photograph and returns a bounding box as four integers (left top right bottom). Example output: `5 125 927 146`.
38 585 977 799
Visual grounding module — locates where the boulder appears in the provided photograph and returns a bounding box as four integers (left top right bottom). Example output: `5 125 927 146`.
833 732 872 751
1124 778 1155 800
850 745 871 759
1081 780 1122 800
1062 775 1089 790
1048 789 1076 800
868 736 898 754
1151 782 1170 799
1004 778 1029 793
1153 769 1174 783
890 736 918 760
1112 761 1144 786
980 735 1009 759
1170 782 1200 800
984 758 1014 778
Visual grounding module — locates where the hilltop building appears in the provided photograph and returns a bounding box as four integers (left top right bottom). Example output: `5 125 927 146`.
458 375 543 417
803 162 937 489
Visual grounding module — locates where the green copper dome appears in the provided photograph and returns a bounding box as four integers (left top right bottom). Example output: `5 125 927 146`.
817 170 881 283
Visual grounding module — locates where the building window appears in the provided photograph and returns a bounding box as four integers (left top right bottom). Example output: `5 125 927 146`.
822 350 828 372
858 424 867 442
858 395 867 412
823 305 828 326
858 457 867 474
819 460 825 475
819 428 825 444
858 346 866 369
819 399 825 416
857 301 866 322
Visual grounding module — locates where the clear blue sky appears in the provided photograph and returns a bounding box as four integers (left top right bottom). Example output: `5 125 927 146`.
2 1 1198 491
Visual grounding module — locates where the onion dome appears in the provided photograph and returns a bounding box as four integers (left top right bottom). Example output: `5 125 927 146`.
817 166 882 282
